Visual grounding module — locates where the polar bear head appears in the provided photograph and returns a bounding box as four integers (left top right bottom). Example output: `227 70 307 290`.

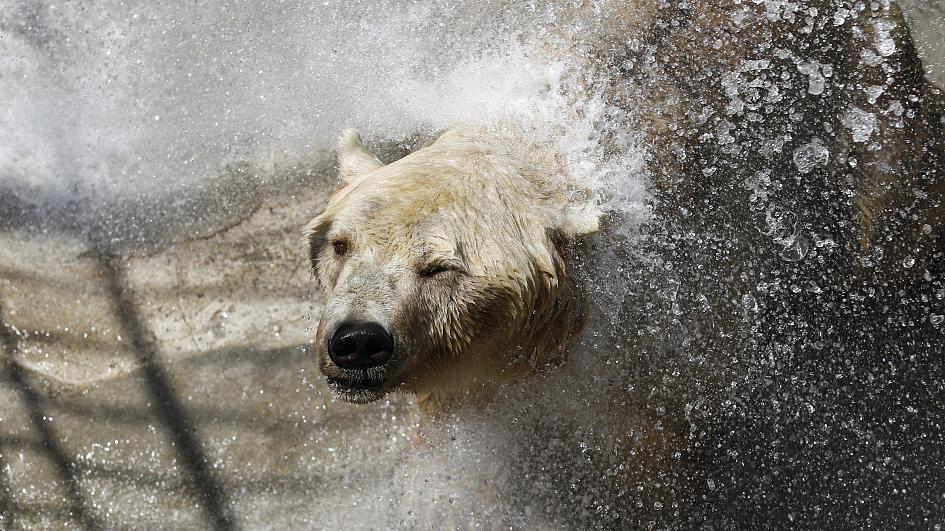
305 127 599 404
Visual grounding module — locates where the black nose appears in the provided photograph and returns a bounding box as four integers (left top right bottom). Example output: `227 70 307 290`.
328 322 394 370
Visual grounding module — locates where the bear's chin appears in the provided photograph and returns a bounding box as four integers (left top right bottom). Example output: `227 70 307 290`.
325 377 388 404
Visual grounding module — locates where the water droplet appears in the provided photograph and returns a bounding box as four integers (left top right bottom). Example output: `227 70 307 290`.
902 256 915 269
931 314 944 326
842 106 877 143
210 308 231 338
865 85 885 104
742 294 759 313
779 236 810 262
792 141 829 173
797 62 827 95
873 19 898 57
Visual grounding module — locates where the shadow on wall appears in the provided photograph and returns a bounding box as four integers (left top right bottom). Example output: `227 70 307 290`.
1 247 234 530
0 158 341 527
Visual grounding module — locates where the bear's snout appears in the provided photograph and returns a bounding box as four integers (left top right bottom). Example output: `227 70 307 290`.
327 322 395 370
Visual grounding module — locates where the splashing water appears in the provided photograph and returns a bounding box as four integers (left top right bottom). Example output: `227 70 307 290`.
0 0 647 241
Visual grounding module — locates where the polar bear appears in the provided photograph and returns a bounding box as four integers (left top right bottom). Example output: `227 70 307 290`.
305 126 600 408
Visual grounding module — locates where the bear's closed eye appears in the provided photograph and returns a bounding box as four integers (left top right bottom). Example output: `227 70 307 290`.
417 261 462 278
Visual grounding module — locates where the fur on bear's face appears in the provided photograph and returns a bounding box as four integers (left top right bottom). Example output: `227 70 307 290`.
305 127 599 404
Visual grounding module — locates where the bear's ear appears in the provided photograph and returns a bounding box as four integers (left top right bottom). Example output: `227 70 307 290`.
338 128 384 184
559 204 602 238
